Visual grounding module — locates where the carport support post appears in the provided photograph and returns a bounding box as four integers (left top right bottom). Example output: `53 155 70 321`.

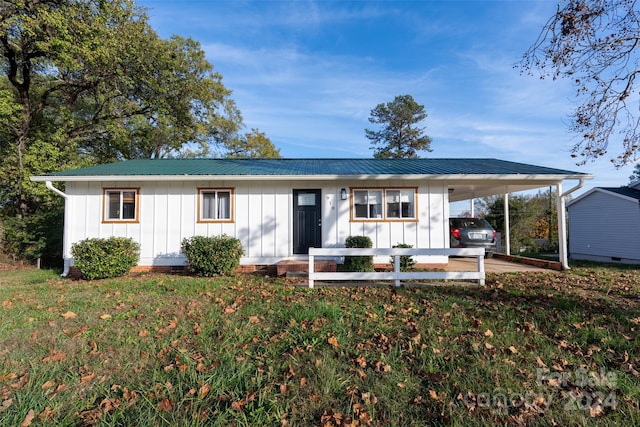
503 192 510 255
556 182 569 270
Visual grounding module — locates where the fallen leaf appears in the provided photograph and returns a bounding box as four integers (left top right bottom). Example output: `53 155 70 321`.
249 315 260 324
61 311 77 319
590 404 603 417
138 329 150 337
327 336 339 348
38 406 54 421
1 399 13 411
508 346 518 354
231 400 245 412
484 329 494 338
157 398 174 411
42 350 66 363
199 383 211 399
100 314 112 320
21 409 35 426
485 342 494 350
536 356 547 368
81 372 96 383
41 380 55 391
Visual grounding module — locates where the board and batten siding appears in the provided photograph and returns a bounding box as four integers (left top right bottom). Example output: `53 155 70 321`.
568 190 640 263
63 179 448 267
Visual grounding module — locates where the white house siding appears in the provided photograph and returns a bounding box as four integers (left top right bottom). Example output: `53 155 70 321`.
63 179 448 267
568 191 640 263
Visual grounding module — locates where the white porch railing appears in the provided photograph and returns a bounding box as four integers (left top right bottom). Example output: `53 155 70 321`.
308 247 485 288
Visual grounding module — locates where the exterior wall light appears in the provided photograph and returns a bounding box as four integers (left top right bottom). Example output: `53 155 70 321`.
341 188 347 200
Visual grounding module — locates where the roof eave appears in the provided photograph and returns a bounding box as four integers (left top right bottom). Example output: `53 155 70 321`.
30 173 593 182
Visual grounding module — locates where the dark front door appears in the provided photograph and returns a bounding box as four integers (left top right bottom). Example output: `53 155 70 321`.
293 189 322 254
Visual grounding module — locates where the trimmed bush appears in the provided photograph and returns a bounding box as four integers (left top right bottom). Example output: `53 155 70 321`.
390 243 416 271
343 235 374 272
71 237 140 280
181 235 244 276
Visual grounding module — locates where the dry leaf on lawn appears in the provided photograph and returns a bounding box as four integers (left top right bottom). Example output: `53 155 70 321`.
21 409 35 427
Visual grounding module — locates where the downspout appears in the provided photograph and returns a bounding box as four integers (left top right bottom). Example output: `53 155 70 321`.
45 181 71 277
557 179 585 270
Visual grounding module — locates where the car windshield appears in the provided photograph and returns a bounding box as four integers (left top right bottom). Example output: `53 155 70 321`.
450 218 490 229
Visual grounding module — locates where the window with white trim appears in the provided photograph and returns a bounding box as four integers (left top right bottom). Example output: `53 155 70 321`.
199 188 233 222
104 189 138 222
351 188 417 221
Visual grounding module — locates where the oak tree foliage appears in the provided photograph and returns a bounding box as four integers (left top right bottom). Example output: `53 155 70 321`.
0 0 275 260
365 94 432 159
520 0 640 167
226 128 281 158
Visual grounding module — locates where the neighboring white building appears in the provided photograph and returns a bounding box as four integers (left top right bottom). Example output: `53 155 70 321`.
567 182 640 264
30 158 591 275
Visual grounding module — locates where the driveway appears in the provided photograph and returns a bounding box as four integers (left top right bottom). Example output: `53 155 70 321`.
448 256 556 273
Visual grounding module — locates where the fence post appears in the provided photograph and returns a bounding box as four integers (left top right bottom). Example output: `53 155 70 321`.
308 251 315 289
477 254 485 286
394 254 400 287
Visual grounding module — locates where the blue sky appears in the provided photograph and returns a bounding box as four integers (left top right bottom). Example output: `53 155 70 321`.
138 0 636 198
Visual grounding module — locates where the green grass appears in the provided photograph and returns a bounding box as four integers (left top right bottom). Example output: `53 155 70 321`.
1 264 639 426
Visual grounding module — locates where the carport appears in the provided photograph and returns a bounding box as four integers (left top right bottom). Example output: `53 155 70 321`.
444 161 593 270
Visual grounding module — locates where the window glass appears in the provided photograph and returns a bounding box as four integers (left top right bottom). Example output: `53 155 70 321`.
105 189 137 221
200 189 232 221
352 188 416 220
297 193 315 206
108 192 120 219
400 189 415 218
353 189 383 219
386 190 400 218
122 191 136 219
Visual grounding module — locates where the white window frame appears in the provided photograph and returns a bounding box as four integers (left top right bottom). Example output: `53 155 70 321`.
103 188 139 223
198 188 234 222
351 187 417 222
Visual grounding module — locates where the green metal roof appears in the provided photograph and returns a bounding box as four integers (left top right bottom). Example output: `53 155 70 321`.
32 158 590 179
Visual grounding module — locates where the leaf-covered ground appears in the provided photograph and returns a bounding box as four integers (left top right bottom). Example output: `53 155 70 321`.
1 263 639 426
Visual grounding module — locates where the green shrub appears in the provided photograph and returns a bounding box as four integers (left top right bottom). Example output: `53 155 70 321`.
71 237 140 280
390 243 416 271
181 235 244 276
343 235 374 272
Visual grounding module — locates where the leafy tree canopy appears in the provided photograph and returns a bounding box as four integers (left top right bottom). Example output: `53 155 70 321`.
520 0 640 167
0 0 276 260
365 94 432 159
226 128 281 158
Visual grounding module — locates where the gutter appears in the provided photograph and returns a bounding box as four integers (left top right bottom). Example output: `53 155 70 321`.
45 181 71 277
558 178 586 270
46 181 68 199
561 178 585 199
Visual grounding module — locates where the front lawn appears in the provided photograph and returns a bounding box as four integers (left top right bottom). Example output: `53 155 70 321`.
1 264 639 426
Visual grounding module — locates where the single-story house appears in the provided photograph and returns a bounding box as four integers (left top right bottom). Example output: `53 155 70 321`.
567 182 640 264
30 158 592 276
